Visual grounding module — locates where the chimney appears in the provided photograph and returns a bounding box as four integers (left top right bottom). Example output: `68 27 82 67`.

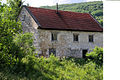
56 3 59 14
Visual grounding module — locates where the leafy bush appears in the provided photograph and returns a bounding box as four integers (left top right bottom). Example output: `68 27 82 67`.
66 57 88 66
0 0 35 68
0 54 103 80
86 47 103 66
13 33 35 60
0 1 21 68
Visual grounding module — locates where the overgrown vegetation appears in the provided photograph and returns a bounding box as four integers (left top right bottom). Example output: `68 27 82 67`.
40 1 103 26
0 0 21 68
0 0 103 80
86 47 103 66
0 52 103 80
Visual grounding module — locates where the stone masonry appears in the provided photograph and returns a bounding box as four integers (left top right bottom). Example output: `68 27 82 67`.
18 7 103 58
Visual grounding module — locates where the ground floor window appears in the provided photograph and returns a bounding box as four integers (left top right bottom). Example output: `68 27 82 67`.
49 48 56 56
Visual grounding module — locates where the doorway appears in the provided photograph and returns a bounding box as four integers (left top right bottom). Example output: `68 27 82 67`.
82 49 88 58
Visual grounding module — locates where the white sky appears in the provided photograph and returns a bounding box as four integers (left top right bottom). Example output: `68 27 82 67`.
1 0 102 7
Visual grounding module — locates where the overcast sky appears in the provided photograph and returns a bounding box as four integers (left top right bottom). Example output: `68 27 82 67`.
2 0 102 7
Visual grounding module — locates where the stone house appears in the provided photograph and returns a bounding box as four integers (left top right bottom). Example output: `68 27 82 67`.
18 5 103 58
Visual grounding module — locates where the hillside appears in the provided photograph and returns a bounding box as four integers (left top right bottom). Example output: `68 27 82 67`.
40 1 103 26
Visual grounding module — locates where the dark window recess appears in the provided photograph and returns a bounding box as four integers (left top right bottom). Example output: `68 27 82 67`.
73 34 79 41
22 15 26 21
51 33 57 41
89 35 94 42
82 49 88 58
49 48 56 56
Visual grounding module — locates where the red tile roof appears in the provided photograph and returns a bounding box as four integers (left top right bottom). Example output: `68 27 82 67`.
26 6 103 32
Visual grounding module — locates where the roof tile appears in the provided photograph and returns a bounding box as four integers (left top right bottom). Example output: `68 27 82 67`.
27 6 103 32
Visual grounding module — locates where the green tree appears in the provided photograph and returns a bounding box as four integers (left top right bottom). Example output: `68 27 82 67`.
7 0 22 19
0 0 22 67
0 0 34 67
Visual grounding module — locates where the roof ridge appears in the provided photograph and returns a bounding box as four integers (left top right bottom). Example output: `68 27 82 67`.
26 6 90 15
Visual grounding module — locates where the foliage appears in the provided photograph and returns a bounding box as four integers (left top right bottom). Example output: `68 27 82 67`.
66 57 88 66
7 0 22 19
13 33 35 60
0 0 21 67
92 10 103 16
0 54 103 80
40 1 103 26
0 0 34 68
86 47 103 66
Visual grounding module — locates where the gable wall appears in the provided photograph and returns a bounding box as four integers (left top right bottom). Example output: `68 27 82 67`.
18 7 41 54
19 7 103 58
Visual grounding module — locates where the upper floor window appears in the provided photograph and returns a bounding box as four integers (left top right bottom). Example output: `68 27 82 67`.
22 15 26 21
73 34 79 42
89 35 94 42
51 33 57 41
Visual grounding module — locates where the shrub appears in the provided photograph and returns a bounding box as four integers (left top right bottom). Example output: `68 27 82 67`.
86 47 103 66
13 33 35 58
0 53 103 80
7 54 102 80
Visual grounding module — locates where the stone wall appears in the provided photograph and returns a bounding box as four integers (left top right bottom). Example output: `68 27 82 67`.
37 29 103 58
19 7 103 58
19 7 41 54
